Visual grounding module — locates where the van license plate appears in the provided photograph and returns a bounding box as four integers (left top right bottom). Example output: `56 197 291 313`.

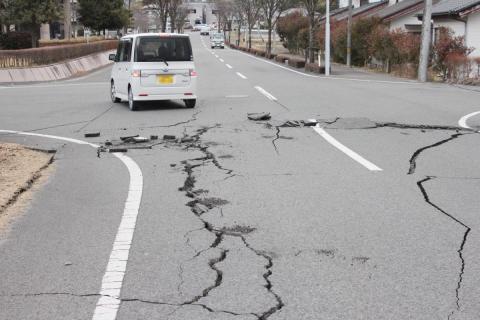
157 75 174 84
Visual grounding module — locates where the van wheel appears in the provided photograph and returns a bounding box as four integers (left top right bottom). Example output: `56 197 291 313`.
184 99 196 108
111 81 121 103
128 87 138 111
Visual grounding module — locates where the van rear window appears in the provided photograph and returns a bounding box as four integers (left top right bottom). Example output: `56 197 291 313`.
135 36 192 62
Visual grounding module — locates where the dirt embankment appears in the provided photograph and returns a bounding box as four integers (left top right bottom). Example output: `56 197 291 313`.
0 143 54 233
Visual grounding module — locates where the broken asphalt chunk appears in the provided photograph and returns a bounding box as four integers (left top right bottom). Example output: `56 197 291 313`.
84 132 100 138
279 120 302 127
248 112 271 121
109 148 128 153
181 137 195 143
132 136 150 143
303 120 318 127
120 134 139 141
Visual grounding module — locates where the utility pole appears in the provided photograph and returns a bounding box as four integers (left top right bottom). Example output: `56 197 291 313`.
64 0 72 40
418 0 432 82
325 0 331 76
346 0 352 67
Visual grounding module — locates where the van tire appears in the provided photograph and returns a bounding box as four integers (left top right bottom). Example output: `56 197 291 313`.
111 81 121 103
128 87 139 111
184 99 196 108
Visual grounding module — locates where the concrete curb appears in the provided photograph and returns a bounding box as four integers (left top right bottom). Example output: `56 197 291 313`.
0 50 114 84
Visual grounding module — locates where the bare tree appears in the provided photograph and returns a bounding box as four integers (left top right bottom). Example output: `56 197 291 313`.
132 1 149 33
175 5 190 33
259 0 294 55
168 0 182 32
300 0 324 63
215 0 234 36
229 0 245 46
237 0 260 49
144 0 170 32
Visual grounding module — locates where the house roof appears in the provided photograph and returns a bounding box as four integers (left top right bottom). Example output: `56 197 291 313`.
333 0 389 21
420 0 480 16
369 0 424 20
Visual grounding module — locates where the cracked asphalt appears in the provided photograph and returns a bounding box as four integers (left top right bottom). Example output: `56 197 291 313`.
1 33 480 320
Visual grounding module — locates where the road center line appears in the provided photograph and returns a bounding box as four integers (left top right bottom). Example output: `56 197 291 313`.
226 64 233 69
307 121 383 171
0 130 144 320
236 72 247 79
458 111 480 130
255 86 277 101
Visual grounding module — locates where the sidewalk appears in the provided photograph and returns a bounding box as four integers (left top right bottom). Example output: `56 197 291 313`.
0 51 114 84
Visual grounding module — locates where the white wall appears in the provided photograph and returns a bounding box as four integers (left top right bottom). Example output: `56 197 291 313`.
339 0 361 9
389 14 422 30
433 18 466 38
466 11 480 57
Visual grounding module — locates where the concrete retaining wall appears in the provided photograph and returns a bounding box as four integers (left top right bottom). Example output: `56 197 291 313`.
0 51 114 84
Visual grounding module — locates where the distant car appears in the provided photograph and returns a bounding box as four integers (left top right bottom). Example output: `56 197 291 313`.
210 33 225 49
109 33 197 111
200 25 210 36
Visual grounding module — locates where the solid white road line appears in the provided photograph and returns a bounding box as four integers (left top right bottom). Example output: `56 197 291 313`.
458 111 480 130
255 86 277 101
226 64 233 69
307 121 383 172
232 49 420 85
0 130 144 320
236 72 248 79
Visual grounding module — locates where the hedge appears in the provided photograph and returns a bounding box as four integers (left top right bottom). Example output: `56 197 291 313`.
288 58 305 68
39 36 107 47
0 40 118 68
305 63 327 74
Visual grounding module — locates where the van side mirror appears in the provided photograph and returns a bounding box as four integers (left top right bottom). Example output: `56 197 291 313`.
109 53 116 61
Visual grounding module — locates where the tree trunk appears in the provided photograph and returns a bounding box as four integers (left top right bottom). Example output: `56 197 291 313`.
64 0 71 40
248 27 252 49
237 24 241 46
31 25 40 48
308 14 315 63
267 27 272 56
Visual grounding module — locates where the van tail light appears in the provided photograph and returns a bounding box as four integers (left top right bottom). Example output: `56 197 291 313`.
189 69 198 77
131 70 141 77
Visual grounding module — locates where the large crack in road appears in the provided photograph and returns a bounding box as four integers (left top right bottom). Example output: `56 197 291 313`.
417 177 471 319
173 125 284 319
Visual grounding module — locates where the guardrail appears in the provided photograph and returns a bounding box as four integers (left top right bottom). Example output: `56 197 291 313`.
0 40 118 68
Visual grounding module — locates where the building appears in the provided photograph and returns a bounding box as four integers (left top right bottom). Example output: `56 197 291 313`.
184 1 218 26
369 0 425 32
418 0 480 57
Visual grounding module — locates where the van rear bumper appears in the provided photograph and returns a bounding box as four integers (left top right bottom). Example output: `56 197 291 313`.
133 93 197 101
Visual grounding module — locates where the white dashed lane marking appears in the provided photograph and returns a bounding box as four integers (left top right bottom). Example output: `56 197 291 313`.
226 64 233 69
254 86 277 102
236 72 247 79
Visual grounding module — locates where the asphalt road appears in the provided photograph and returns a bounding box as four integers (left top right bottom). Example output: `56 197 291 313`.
1 33 480 320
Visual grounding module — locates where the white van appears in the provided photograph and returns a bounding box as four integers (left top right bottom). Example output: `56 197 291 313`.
109 33 197 111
